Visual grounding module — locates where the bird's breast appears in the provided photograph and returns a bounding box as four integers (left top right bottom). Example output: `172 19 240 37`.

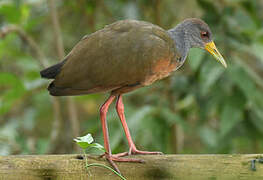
142 57 180 86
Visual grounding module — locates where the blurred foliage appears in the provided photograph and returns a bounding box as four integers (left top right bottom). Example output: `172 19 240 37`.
0 0 263 156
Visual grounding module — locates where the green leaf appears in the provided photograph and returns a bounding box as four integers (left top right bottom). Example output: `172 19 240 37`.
250 107 263 133
128 105 155 133
233 8 257 34
160 108 187 128
175 94 195 110
0 73 25 115
0 4 21 23
74 134 94 144
199 59 225 95
188 48 205 71
0 4 30 24
74 142 90 149
228 65 263 108
74 134 105 151
20 4 30 23
88 143 105 152
220 104 243 137
199 127 218 148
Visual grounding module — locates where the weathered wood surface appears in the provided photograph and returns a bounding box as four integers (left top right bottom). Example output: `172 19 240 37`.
0 154 263 180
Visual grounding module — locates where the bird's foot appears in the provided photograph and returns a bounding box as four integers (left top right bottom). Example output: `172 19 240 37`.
113 146 163 157
100 147 162 173
102 153 144 174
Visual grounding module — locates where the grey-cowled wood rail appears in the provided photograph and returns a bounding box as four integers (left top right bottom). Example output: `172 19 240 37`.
40 18 227 173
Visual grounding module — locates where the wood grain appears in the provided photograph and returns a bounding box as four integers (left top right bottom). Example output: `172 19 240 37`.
0 154 263 180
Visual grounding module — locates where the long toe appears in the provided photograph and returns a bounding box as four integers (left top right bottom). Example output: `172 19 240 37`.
104 153 145 174
132 149 163 155
105 156 121 174
112 151 129 157
111 155 145 163
109 149 163 158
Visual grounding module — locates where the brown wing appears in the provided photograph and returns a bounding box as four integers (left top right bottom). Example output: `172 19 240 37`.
52 20 180 95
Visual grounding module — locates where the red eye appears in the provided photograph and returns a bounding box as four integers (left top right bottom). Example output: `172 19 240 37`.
201 31 209 38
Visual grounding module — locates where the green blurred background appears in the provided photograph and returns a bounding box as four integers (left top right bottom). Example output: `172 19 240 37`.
0 0 263 156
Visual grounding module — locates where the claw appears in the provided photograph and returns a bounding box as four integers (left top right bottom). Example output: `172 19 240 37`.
108 148 163 158
103 153 145 174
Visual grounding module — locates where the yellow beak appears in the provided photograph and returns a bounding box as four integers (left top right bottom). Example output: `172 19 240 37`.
205 41 227 68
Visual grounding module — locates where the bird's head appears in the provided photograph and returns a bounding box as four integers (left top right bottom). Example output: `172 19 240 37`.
173 18 227 68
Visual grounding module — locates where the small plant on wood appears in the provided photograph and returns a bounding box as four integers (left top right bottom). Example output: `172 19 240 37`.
74 134 126 180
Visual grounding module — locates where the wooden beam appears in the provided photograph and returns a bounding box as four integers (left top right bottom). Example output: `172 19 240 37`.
0 154 263 179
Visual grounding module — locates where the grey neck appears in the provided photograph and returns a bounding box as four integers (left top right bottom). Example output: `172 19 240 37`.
168 24 191 62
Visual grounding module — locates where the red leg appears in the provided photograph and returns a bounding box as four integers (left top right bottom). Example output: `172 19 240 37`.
115 95 163 157
100 95 115 156
99 94 143 174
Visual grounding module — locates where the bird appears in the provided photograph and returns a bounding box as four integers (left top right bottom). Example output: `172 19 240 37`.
40 18 227 173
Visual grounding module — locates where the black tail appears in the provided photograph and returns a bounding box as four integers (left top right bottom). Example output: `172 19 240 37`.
47 81 92 96
40 60 66 79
